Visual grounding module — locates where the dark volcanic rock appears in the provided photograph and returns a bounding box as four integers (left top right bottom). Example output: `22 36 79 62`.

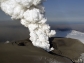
0 37 84 63
50 38 84 60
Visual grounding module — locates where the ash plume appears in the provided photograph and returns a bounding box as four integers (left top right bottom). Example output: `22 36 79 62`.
0 0 56 52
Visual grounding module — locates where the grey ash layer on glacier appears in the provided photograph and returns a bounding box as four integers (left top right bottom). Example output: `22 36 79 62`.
0 0 56 52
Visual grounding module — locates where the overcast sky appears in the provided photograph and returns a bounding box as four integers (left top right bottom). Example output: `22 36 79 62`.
0 0 84 23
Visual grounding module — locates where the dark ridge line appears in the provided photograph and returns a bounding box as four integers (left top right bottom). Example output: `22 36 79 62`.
49 37 75 63
48 51 75 63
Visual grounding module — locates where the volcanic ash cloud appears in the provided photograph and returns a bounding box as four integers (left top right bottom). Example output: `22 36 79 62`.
0 0 56 52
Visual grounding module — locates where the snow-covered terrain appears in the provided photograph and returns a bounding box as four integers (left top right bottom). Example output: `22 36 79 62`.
56 30 84 44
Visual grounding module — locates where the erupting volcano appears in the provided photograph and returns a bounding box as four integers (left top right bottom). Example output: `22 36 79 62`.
0 0 56 51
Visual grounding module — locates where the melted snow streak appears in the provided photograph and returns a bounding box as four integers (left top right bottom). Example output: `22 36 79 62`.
0 0 56 52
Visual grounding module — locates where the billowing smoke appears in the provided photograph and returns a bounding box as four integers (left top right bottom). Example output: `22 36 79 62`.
0 0 56 52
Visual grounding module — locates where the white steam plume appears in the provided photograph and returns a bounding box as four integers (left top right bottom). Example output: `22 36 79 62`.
0 0 56 52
